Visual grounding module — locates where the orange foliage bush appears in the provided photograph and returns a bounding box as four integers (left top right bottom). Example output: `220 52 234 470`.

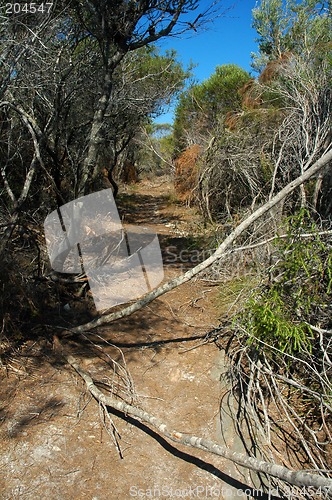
239 79 262 110
225 56 292 131
174 144 202 203
259 52 292 84
225 80 263 131
225 111 243 130
121 161 138 184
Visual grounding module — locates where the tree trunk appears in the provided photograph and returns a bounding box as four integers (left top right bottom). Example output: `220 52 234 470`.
78 51 125 196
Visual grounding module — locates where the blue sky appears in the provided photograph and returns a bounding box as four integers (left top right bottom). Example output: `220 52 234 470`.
155 0 259 124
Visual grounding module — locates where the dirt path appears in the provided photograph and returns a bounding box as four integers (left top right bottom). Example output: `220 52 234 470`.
0 178 260 499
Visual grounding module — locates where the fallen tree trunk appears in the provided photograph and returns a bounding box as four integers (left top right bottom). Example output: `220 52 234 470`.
67 354 332 493
69 148 332 334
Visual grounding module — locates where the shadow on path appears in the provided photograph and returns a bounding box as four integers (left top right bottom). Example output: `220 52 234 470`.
110 407 283 500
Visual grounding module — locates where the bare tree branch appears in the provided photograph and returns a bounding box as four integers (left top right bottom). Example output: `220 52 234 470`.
66 354 332 492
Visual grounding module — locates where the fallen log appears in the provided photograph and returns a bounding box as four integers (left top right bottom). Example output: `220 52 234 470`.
67 354 332 494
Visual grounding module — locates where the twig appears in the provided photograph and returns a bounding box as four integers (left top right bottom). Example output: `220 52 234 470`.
66 354 332 493
99 401 123 459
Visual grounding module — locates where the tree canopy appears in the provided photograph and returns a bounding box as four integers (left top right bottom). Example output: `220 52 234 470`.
251 0 332 71
173 64 251 152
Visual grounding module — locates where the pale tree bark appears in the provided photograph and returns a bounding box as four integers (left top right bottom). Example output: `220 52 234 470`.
66 354 332 493
68 148 332 334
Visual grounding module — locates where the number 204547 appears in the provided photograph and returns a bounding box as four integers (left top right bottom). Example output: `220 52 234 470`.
5 3 53 14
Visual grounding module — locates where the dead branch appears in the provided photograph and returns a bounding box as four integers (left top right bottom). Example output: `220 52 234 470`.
69 148 332 335
227 325 332 479
66 354 332 493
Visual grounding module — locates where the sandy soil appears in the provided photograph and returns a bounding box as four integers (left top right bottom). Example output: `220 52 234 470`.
0 178 261 500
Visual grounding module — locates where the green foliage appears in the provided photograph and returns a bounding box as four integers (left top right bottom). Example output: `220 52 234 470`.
216 275 260 317
133 47 190 111
239 209 332 357
173 64 251 152
138 122 175 175
196 64 251 116
245 292 313 354
259 151 274 183
252 0 332 72
252 0 289 68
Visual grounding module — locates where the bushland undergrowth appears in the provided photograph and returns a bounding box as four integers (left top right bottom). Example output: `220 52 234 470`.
224 209 332 478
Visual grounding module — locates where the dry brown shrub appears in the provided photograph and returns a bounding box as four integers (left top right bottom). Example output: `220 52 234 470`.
239 79 262 110
225 111 243 131
235 54 292 114
259 52 292 84
174 144 202 203
121 161 138 184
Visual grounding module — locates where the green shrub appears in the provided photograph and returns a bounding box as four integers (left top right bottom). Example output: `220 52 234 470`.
238 209 331 357
245 290 313 354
